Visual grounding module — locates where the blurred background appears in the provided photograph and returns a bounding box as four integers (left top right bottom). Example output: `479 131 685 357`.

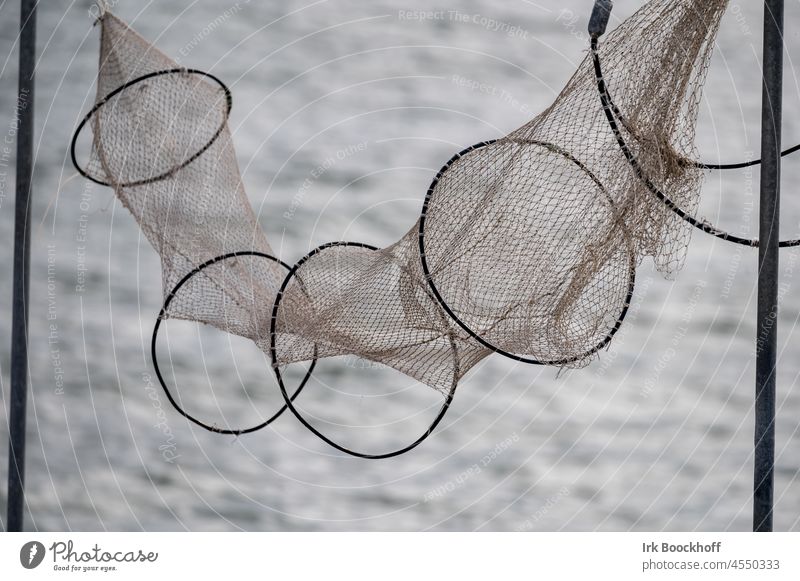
0 0 799 531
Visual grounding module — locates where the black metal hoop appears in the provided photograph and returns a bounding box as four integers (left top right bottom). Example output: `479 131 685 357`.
418 139 636 366
269 241 459 459
70 67 232 188
590 36 800 249
151 251 316 435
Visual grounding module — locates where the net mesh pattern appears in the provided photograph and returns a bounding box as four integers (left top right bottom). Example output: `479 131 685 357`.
76 1 729 396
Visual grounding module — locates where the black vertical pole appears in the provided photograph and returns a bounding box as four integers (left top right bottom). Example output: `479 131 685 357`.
754 0 784 533
6 0 37 532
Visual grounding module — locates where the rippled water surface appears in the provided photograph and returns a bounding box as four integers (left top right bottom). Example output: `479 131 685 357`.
1 0 800 531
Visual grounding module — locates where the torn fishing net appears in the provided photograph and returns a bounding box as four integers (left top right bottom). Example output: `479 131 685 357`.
73 0 791 456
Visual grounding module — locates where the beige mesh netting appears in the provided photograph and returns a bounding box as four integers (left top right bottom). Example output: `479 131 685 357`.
72 0 733 449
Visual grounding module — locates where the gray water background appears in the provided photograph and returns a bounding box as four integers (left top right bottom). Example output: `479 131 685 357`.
1 0 800 531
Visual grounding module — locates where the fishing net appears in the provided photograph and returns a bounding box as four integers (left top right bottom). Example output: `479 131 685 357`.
74 0 779 453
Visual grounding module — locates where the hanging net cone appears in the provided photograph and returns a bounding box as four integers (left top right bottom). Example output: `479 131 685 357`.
418 0 730 364
77 13 285 345
72 0 734 448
